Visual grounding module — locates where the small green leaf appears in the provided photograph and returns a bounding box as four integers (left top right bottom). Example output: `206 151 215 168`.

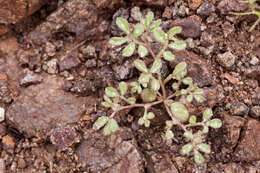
172 62 187 79
110 119 119 133
104 95 112 103
203 108 213 121
123 42 135 57
194 95 204 103
150 19 161 32
119 82 127 95
113 97 119 104
194 88 203 95
183 77 193 85
93 116 109 131
130 82 142 94
146 36 153 42
141 88 157 103
150 58 162 73
138 45 148 57
109 37 128 46
184 131 193 140
103 123 111 136
163 51 175 61
202 126 209 134
102 101 111 108
168 26 182 39
169 41 187 51
181 143 193 155
138 117 145 125
166 120 174 128
134 24 144 38
172 82 179 90
189 116 197 124
197 144 211 154
134 59 148 73
126 97 136 104
105 87 119 97
153 28 166 44
150 78 160 91
194 150 204 164
186 95 193 103
146 112 155 119
144 119 150 127
146 11 154 27
207 119 222 129
166 130 174 140
170 102 189 122
181 89 188 95
138 73 150 85
116 17 130 35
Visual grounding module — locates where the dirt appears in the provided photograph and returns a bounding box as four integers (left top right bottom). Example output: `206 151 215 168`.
0 0 259 172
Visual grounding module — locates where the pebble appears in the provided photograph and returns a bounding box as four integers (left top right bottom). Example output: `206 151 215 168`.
162 7 173 19
46 58 58 74
216 51 236 69
85 59 97 68
189 0 202 10
0 107 5 122
131 7 142 21
249 55 259 65
249 106 260 118
20 70 43 87
197 2 215 16
59 56 81 72
80 45 97 59
230 101 249 116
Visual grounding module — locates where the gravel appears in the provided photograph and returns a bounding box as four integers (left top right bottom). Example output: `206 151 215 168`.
0 107 5 122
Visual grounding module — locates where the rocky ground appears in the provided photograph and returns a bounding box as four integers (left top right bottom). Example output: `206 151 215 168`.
0 0 259 172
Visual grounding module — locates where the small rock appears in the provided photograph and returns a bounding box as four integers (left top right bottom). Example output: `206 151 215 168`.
249 55 259 65
112 60 134 80
50 125 80 151
111 8 129 36
17 158 26 169
59 56 81 72
172 16 201 38
235 118 260 161
45 42 56 57
70 80 96 95
162 7 173 19
223 163 245 173
2 134 15 148
189 0 202 10
20 70 43 87
216 51 236 69
133 0 167 8
0 107 5 122
200 31 214 46
197 2 215 16
80 45 97 59
46 59 58 74
245 66 260 82
177 5 187 17
85 59 97 68
230 101 249 116
131 7 142 21
249 106 260 118
217 0 248 14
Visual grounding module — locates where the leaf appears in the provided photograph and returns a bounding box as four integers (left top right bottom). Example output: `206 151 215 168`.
166 120 174 128
105 87 119 97
207 119 222 129
194 88 203 95
153 28 166 43
119 82 127 95
197 144 211 154
194 150 204 164
110 119 119 133
189 115 197 124
138 117 144 125
168 26 182 39
138 73 150 85
181 143 193 155
116 17 130 35
194 95 204 103
123 42 135 57
141 88 157 103
150 19 161 32
146 11 154 27
163 51 175 61
186 94 193 103
172 82 179 90
93 116 109 131
202 126 209 133
126 97 136 104
102 101 111 108
144 119 150 127
134 59 148 73
150 78 160 91
138 45 148 57
109 37 128 46
104 95 112 103
130 82 142 94
134 24 144 38
169 40 187 51
203 108 213 121
184 131 193 140
150 58 162 73
146 112 155 119
103 123 111 136
181 89 188 95
166 130 174 140
182 77 193 85
113 97 119 104
170 102 189 122
172 62 187 79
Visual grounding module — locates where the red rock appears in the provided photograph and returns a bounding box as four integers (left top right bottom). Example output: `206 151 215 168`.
189 0 202 10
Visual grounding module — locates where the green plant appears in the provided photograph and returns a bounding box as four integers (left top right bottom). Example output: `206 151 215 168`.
93 11 222 164
231 0 260 32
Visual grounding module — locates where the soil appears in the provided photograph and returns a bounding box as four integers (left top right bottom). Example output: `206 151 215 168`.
0 0 259 172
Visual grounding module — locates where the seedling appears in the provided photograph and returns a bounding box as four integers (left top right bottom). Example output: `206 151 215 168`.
231 0 260 32
93 11 222 164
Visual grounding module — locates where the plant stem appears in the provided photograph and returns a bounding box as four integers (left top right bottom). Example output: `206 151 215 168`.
185 122 205 128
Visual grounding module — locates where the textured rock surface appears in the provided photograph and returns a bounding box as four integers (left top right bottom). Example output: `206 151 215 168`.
7 75 86 138
76 128 144 173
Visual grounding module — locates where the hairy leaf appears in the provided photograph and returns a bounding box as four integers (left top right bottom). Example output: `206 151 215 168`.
102 102 111 108
168 26 182 39
146 112 155 119
134 24 144 38
169 40 187 51
189 115 197 124
153 28 166 43
194 150 204 164
127 97 136 104
138 45 148 57
134 59 148 73
119 82 127 95
109 37 128 46
123 42 135 57
197 144 211 154
93 116 109 131
166 130 174 140
203 108 213 121
116 17 130 35
207 119 222 129
181 143 193 155
170 102 189 122
150 58 162 73
141 88 157 103
150 78 160 91
105 87 119 97
150 19 161 32
163 51 175 61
